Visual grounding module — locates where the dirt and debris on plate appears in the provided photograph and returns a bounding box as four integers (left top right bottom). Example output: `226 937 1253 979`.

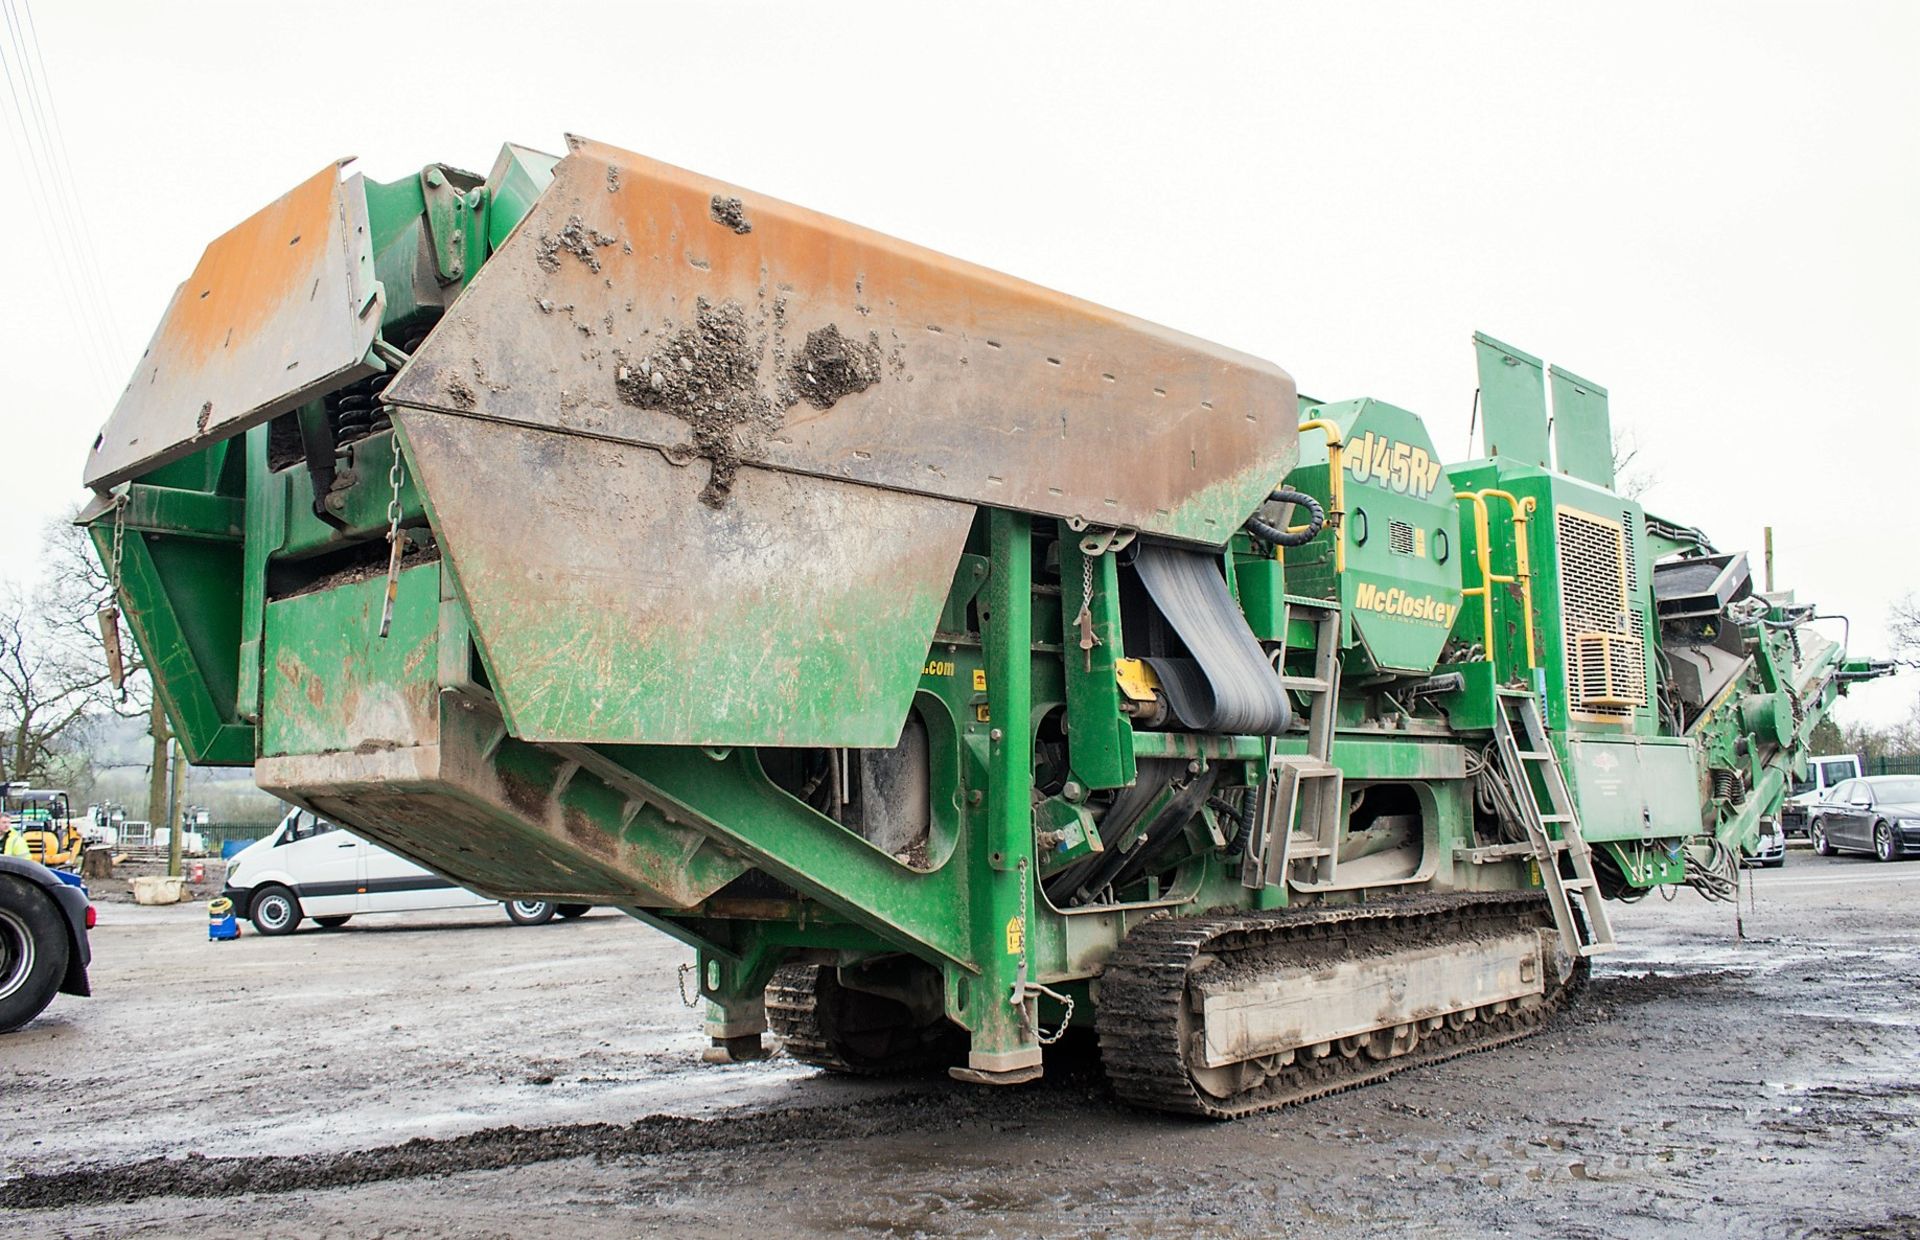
709 195 753 235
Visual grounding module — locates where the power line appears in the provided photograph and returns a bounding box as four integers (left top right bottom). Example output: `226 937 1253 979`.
1 0 122 372
0 0 120 398
0 42 113 397
17 0 126 358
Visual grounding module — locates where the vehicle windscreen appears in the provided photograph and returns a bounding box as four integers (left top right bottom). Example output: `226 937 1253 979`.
1869 778 1920 804
1819 759 1859 787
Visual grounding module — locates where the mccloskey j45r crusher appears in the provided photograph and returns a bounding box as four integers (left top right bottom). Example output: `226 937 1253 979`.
80 136 1893 1116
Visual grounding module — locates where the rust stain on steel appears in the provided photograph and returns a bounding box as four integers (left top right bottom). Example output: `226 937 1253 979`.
385 136 1297 544
84 161 381 489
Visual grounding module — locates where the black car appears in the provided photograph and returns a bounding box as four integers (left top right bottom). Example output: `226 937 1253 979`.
1811 776 1920 862
0 855 94 1031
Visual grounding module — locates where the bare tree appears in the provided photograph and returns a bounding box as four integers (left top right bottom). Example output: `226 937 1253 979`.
0 586 107 784
39 507 150 716
0 510 164 805
1891 593 1920 664
1612 428 1655 501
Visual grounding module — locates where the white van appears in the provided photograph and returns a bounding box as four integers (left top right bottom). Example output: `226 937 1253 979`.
1782 753 1864 838
221 807 588 935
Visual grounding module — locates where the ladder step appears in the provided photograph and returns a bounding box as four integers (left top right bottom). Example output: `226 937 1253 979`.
1281 677 1331 693
1517 749 1554 761
1539 813 1575 824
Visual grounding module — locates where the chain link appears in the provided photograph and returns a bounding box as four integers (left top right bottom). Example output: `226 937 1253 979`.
101 492 130 702
1073 550 1102 671
108 489 127 593
1011 856 1074 1045
377 448 407 639
677 961 703 1009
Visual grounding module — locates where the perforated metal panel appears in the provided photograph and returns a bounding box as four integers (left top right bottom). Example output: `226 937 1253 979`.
1388 519 1416 556
1557 506 1646 719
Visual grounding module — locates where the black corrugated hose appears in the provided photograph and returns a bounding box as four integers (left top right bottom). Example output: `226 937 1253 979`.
1244 488 1325 551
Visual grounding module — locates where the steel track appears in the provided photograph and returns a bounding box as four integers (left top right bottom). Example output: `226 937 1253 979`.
1095 891 1588 1119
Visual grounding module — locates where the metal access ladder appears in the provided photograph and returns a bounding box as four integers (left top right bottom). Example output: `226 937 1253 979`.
1491 688 1616 957
1244 597 1345 891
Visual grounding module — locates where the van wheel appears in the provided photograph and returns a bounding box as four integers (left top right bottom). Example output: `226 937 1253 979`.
0 876 70 1034
556 904 591 920
315 916 352 929
251 886 303 936
506 900 556 926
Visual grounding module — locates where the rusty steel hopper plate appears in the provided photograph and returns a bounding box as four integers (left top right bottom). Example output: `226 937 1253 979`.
383 136 1299 748
83 161 381 489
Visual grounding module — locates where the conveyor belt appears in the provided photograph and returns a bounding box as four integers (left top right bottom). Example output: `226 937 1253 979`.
1135 544 1291 735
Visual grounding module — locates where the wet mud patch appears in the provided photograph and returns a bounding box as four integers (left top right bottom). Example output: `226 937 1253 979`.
790 324 882 410
1588 968 1737 1009
710 195 752 235
536 216 617 274
0 1081 1118 1211
614 298 785 507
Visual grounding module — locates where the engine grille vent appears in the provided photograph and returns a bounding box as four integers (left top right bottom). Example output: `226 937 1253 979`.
1388 519 1416 556
1557 506 1646 719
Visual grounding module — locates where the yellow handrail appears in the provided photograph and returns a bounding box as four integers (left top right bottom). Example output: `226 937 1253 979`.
1455 488 1537 669
1294 419 1346 574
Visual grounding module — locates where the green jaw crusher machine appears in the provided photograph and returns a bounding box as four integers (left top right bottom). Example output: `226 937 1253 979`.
81 137 1890 1116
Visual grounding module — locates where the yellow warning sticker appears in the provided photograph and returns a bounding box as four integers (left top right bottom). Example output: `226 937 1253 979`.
1006 916 1024 954
972 668 987 691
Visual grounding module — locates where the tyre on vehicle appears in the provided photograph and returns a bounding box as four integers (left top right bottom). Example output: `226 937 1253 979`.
0 875 69 1034
1874 822 1900 863
505 900 556 925
250 885 303 936
1811 820 1834 857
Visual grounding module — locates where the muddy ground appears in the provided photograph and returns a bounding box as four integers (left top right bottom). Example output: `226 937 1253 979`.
3 853 1916 1238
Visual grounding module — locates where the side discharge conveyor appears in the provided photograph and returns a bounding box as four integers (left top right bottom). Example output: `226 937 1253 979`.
81 137 1895 1114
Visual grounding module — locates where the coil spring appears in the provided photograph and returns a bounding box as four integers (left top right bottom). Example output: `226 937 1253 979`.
327 329 430 444
1710 768 1744 803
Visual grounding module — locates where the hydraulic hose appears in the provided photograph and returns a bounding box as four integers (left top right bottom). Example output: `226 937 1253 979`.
1211 789 1261 858
1244 488 1325 550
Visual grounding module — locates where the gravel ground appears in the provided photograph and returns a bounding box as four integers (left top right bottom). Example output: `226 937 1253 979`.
3 852 1916 1238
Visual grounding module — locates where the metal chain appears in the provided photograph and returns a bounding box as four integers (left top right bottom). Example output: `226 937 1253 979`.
677 961 703 1009
1073 551 1102 671
1011 857 1074 1045
386 448 406 538
101 492 131 702
377 448 407 639
108 490 127 593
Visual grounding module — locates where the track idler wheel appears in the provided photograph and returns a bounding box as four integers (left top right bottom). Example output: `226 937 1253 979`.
766 962 960 1077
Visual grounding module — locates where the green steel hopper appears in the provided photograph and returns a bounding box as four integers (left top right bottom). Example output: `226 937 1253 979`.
81 138 1893 1114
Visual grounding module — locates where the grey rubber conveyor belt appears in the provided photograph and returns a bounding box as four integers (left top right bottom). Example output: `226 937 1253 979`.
1135 543 1292 736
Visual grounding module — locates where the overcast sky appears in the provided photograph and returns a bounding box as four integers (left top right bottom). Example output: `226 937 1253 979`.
1 1 1913 726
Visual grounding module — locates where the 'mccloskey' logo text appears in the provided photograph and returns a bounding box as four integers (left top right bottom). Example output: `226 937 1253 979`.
1354 582 1458 627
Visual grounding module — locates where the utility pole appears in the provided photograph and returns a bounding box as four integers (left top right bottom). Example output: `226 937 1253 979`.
1763 526 1774 594
166 739 185 879
145 698 170 841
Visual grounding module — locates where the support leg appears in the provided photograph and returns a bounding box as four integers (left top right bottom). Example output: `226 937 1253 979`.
951 509 1044 1085
693 947 780 1064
